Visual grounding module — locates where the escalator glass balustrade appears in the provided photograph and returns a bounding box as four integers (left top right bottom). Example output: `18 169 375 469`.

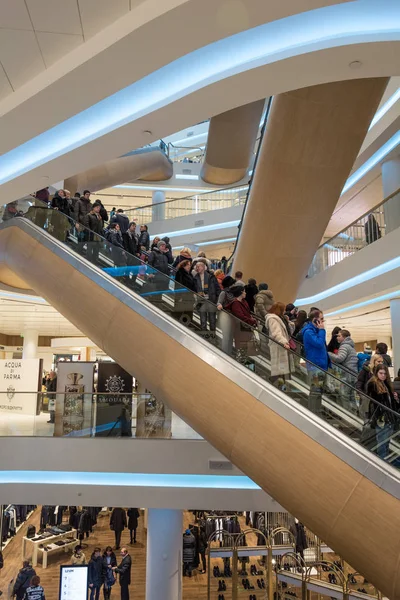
1 198 400 468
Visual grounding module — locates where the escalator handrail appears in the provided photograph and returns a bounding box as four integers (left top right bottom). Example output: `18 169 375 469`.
3 198 399 422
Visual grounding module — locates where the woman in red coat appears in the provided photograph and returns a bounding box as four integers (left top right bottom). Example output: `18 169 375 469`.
226 286 256 363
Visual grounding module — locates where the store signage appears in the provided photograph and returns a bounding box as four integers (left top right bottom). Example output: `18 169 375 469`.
55 362 95 437
96 362 133 437
0 359 41 415
59 565 88 600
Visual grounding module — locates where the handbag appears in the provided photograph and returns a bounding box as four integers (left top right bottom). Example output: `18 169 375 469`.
288 338 297 351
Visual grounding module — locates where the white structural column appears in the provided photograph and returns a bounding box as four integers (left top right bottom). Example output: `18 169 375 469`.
152 190 166 222
146 509 183 600
22 329 39 359
382 155 400 234
390 299 400 374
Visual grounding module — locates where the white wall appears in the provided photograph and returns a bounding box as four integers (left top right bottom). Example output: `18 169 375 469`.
0 438 286 511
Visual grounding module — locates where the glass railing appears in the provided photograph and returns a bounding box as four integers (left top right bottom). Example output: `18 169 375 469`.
1 200 400 471
307 187 400 278
0 392 200 439
125 184 248 223
167 143 205 163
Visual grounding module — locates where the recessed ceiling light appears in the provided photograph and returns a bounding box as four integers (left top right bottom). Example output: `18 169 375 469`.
349 60 362 69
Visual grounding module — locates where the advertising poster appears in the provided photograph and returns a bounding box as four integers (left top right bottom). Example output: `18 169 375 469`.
0 358 41 416
55 362 95 437
59 565 88 600
96 362 133 437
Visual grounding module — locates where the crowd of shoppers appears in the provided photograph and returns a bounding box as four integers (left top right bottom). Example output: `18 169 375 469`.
87 546 131 600
24 192 400 462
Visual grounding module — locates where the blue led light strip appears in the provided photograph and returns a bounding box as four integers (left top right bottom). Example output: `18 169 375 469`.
0 0 399 186
0 470 260 489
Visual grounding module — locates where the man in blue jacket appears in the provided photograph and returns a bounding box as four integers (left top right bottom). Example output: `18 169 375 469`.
302 309 329 415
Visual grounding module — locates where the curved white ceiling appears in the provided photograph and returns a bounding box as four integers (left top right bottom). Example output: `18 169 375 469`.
0 0 399 202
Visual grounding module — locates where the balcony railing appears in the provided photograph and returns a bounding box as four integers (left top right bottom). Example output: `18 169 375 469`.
125 183 249 223
307 187 400 278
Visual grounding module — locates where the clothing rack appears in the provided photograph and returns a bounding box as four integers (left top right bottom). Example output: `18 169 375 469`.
1 505 36 551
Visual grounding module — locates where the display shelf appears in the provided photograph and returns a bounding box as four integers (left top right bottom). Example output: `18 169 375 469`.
1 509 35 552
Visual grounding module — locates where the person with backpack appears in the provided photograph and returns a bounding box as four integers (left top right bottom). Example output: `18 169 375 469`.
13 561 36 600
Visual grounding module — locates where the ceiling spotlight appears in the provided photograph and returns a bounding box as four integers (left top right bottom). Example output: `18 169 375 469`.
143 130 153 136
349 61 363 69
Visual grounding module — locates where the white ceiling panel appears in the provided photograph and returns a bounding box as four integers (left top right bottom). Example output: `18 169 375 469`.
36 31 83 68
0 63 13 100
26 0 82 35
78 0 129 39
0 298 82 336
0 29 44 89
0 0 32 31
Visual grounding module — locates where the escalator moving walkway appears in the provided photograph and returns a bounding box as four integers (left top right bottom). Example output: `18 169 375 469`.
0 200 399 598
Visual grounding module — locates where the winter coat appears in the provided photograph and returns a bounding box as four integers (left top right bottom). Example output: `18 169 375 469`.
110 508 127 532
51 193 70 217
162 237 173 264
102 553 117 588
88 555 103 587
107 229 124 249
79 511 92 533
365 214 381 244
379 353 393 367
244 283 259 312
302 321 329 370
356 363 372 393
218 289 235 308
24 585 45 600
394 377 400 398
93 202 108 222
175 268 196 292
182 532 196 563
127 508 140 530
227 299 257 327
266 314 294 376
172 253 192 269
357 352 372 371
138 230 150 251
0 550 3 569
123 230 138 256
115 555 132 585
367 380 399 427
329 337 358 376
112 213 129 234
13 566 36 600
148 247 169 275
84 211 104 236
193 271 219 304
254 290 274 320
74 198 92 224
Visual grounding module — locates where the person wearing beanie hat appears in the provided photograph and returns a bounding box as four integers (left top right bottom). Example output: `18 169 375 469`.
225 285 257 364
148 239 169 276
217 276 236 310
285 303 298 322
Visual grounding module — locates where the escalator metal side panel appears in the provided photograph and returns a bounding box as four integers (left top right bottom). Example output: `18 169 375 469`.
0 219 399 598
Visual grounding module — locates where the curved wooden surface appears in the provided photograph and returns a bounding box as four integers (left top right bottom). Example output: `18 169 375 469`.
0 222 399 598
201 100 265 185
64 148 173 193
233 78 389 301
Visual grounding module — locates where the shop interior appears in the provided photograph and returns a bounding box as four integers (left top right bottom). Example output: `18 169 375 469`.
0 505 378 600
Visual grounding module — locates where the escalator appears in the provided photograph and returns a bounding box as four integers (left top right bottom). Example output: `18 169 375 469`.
0 200 399 598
